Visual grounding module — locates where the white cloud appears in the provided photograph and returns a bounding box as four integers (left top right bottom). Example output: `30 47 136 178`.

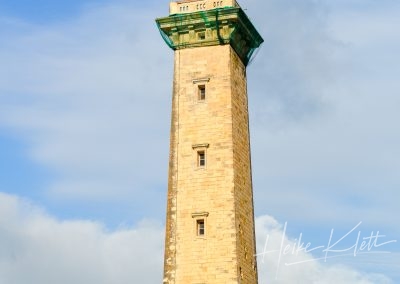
0 192 164 283
0 193 394 283
255 215 395 284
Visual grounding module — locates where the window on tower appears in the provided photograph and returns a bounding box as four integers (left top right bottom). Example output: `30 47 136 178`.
198 151 206 167
192 78 210 103
192 144 209 169
198 85 206 101
197 219 205 236
192 212 209 237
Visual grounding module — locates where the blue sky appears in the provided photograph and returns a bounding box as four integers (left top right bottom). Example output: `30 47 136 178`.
0 0 110 22
0 0 399 283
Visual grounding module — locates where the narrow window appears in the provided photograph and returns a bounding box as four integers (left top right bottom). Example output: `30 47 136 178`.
198 85 206 101
197 219 205 236
198 151 205 167
198 32 205 40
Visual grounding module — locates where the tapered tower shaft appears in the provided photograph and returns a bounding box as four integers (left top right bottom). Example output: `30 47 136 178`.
156 1 263 283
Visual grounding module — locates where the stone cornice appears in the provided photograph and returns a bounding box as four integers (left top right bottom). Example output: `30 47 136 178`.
156 7 263 65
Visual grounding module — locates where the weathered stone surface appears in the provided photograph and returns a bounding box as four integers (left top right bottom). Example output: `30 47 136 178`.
163 44 258 284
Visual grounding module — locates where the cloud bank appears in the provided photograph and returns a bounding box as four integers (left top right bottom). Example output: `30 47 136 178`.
0 193 394 283
0 193 164 283
255 215 394 283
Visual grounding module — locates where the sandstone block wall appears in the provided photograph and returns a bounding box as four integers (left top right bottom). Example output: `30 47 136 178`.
163 44 257 284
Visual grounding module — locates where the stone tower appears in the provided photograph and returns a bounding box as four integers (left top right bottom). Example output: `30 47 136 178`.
156 1 263 283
